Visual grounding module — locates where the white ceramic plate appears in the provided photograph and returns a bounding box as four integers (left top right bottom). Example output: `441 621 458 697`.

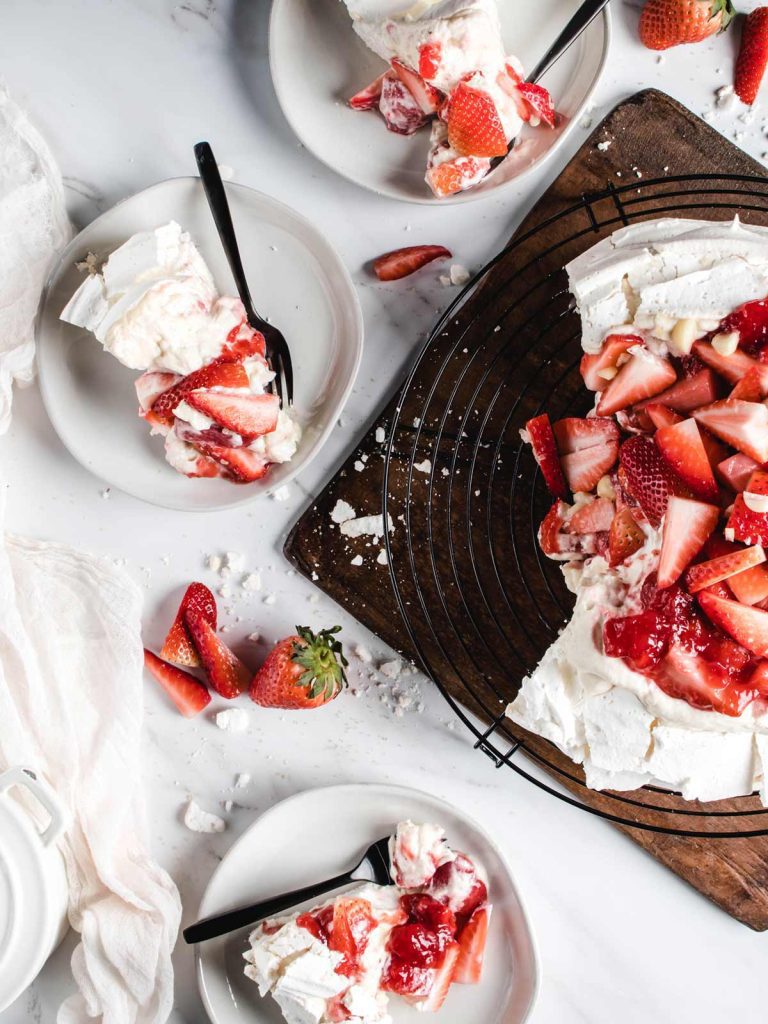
196 783 539 1024
269 0 610 205
37 178 363 512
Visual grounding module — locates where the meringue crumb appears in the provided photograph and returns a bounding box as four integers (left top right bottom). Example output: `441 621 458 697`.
380 659 402 680
351 555 364 566
247 631 261 643
271 485 291 502
450 264 470 286
376 549 388 565
184 800 226 834
375 427 386 443
215 708 250 733
263 594 277 605
354 644 373 663
241 572 262 592
235 772 251 788
331 499 356 524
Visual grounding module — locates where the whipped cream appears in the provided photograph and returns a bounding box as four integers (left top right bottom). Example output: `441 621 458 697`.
389 820 455 887
567 217 768 352
61 221 246 375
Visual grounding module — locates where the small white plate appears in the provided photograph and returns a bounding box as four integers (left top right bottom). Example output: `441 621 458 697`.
269 0 610 205
37 178 363 512
196 783 539 1024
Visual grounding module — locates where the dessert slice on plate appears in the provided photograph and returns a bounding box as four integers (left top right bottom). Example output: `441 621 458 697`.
509 217 768 805
344 0 554 198
244 820 491 1023
60 221 300 483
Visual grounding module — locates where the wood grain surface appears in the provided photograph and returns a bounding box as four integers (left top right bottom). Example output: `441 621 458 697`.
285 91 768 930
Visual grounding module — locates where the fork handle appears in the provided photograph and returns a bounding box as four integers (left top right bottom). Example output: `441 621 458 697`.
529 0 611 83
194 141 259 327
183 870 354 945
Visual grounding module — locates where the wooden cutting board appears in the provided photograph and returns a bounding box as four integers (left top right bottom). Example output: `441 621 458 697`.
285 90 768 930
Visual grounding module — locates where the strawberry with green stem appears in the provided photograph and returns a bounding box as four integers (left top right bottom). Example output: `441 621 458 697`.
249 626 348 709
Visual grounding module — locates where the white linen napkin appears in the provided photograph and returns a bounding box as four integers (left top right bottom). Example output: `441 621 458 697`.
0 84 71 431
0 87 181 1022
0 495 181 1023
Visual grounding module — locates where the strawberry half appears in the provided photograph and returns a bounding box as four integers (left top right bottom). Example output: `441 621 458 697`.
249 626 348 709
692 399 768 463
655 418 719 502
639 0 735 51
685 545 766 592
525 414 568 499
560 441 619 494
735 6 768 105
447 80 508 157
161 581 217 667
373 244 451 281
596 350 677 416
516 83 555 127
454 906 491 985
609 507 646 567
618 435 683 526
391 57 442 114
657 496 720 588
185 610 250 699
143 649 211 717
698 591 768 657
186 390 279 439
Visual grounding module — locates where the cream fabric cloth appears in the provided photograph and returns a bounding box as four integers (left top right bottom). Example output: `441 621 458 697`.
0 86 181 1022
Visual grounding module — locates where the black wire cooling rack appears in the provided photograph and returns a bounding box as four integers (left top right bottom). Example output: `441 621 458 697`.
382 173 768 838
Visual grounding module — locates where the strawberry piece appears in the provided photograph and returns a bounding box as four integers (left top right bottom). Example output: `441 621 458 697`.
698 591 768 657
619 435 684 526
560 442 619 494
596 350 677 416
728 559 768 605
539 501 580 557
655 419 719 502
685 545 766 592
429 854 487 916
729 489 768 547
418 41 442 79
348 73 387 111
221 323 267 361
693 399 768 463
135 372 181 412
580 334 639 391
329 898 376 976
186 390 279 439
194 443 270 482
525 414 568 499
567 498 614 534
415 943 460 1012
401 894 457 944
143 649 211 717
447 80 508 157
454 906 490 985
516 82 555 127
373 244 451 281
637 368 720 413
717 297 768 355
652 644 756 717
609 507 646 567
425 155 490 198
716 452 759 492
645 404 683 429
161 582 217 668
151 360 250 428
658 496 719 588
389 923 444 968
729 365 768 401
692 340 758 384
552 416 619 453
391 57 442 113
639 0 735 50
185 610 250 699
735 6 768 104
379 72 429 135
382 958 433 998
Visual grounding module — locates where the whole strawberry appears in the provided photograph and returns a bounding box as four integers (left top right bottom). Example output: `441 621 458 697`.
249 626 348 709
735 7 768 104
639 0 734 50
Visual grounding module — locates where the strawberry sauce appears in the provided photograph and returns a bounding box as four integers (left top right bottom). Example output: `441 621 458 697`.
716 298 768 359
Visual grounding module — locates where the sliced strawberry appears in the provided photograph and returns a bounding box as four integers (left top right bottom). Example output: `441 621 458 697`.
221 323 267 361
637 368 720 413
596 350 677 416
685 545 766 592
429 855 487 916
619 435 684 526
516 82 555 127
692 340 758 384
186 390 279 439
143 649 210 717
653 644 758 718
645 404 683 429
185 610 250 698
186 450 224 478
391 57 442 113
698 591 768 658
454 906 490 985
136 372 181 412
655 419 719 502
195 443 270 482
525 414 568 499
567 498 614 534
348 73 387 111
379 72 429 135
329 898 376 976
717 452 759 492
418 41 442 80
609 507 646 567
161 582 217 668
728 556 768 605
447 80 508 157
729 365 768 401
552 416 619 453
151 360 250 428
735 6 768 105
560 441 619 494
658 496 719 588
425 154 490 198
415 943 460 1012
693 399 768 464
580 334 639 392
728 476 768 546
374 244 451 282
539 501 578 557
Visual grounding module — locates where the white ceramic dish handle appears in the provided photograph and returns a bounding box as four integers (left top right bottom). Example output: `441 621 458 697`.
0 767 66 848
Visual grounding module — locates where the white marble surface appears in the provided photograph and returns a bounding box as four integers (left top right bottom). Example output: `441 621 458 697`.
1 1 768 1021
